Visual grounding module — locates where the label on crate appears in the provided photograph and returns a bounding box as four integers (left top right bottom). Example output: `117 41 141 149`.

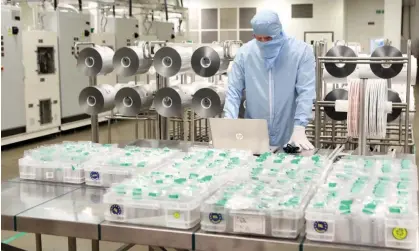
45 172 54 179
209 213 223 224
314 221 329 233
392 227 408 240
89 171 102 184
110 204 125 220
233 215 265 235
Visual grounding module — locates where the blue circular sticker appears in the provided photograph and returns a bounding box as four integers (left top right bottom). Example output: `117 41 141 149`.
90 171 100 180
314 221 328 233
209 213 223 224
110 204 122 215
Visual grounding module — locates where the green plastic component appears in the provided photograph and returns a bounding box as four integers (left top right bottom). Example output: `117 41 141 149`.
189 173 199 179
132 188 142 196
219 153 227 157
313 202 325 208
120 162 131 167
155 179 163 184
216 198 227 206
174 178 187 184
401 159 410 169
362 209 374 215
148 192 158 197
273 159 283 163
169 194 179 199
397 181 409 190
291 159 300 164
137 161 147 168
199 175 213 182
389 206 401 214
328 182 337 188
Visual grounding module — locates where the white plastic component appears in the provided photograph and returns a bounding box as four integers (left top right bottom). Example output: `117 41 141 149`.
335 100 392 114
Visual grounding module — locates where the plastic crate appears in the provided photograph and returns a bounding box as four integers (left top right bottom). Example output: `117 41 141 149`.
201 153 332 238
18 142 117 184
305 157 418 250
83 147 180 187
104 148 253 229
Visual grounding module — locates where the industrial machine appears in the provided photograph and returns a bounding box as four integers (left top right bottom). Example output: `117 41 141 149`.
1 7 61 146
22 30 61 135
104 17 139 83
43 10 92 131
1 7 26 140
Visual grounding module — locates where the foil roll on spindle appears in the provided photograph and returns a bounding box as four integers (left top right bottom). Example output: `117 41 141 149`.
191 45 230 77
115 82 157 116
324 46 357 78
370 45 404 79
192 85 226 118
79 84 116 115
153 45 193 78
154 82 209 117
77 46 114 76
113 45 153 77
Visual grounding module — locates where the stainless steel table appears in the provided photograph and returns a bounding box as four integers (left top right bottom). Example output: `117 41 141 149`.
1 181 77 231
194 230 302 251
16 187 107 240
2 140 417 251
101 221 198 250
302 239 407 251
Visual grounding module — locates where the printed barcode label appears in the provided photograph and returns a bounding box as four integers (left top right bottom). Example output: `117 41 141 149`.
46 172 54 179
233 215 265 235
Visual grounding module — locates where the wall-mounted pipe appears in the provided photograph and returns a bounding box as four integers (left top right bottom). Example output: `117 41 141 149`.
128 0 132 17
78 0 82 12
112 5 115 16
54 0 57 10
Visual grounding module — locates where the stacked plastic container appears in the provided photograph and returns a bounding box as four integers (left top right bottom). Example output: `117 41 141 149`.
103 148 253 229
83 146 179 187
305 156 418 249
201 152 332 238
18 142 117 184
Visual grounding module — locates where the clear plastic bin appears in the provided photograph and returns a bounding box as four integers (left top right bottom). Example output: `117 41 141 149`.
83 147 180 187
104 148 253 229
305 157 418 250
201 153 332 238
18 142 117 184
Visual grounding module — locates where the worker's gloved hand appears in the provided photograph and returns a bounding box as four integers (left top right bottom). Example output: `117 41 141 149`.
288 125 314 151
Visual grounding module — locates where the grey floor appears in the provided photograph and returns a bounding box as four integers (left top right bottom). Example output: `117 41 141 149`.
1 121 151 251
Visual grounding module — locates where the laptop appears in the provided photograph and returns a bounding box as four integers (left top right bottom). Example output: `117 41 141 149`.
209 118 279 155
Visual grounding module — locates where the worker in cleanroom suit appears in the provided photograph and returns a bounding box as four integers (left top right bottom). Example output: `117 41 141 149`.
223 10 316 150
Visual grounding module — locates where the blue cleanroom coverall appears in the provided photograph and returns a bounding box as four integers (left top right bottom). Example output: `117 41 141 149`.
223 10 316 148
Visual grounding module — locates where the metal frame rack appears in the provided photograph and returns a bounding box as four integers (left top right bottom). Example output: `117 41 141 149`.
311 40 414 155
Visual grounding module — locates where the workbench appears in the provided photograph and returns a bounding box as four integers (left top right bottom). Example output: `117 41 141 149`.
2 140 416 251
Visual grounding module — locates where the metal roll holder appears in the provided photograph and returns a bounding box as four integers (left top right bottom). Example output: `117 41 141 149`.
73 42 100 143
313 40 413 155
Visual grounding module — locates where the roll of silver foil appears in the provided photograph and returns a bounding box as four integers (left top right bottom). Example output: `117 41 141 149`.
154 82 208 117
115 83 157 116
153 45 193 77
113 45 153 77
192 85 226 118
79 84 116 115
191 45 230 77
77 46 114 76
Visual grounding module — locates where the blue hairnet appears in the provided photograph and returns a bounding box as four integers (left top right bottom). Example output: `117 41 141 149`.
250 10 282 37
